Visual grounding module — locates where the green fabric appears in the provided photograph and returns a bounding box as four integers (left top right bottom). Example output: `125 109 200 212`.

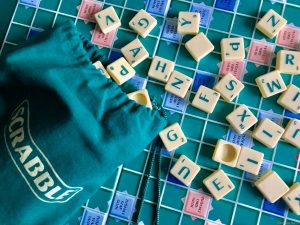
0 20 166 225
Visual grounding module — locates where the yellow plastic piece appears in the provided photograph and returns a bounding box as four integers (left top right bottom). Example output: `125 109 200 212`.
121 39 149 67
256 9 287 39
214 73 244 102
177 12 200 35
255 70 287 98
127 89 152 109
93 61 110 78
170 155 201 186
282 119 300 149
212 139 241 167
203 169 235 200
236 146 264 175
276 50 300 75
159 123 187 151
226 104 258 134
106 57 135 85
94 6 121 34
252 118 285 148
148 56 175 83
165 71 193 98
185 33 214 61
129 9 157 38
283 183 300 215
255 170 289 203
221 37 245 61
277 84 300 114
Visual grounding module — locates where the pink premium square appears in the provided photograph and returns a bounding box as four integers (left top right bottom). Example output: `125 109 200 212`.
91 26 116 47
184 190 212 218
248 40 274 65
78 0 103 22
206 222 221 225
277 26 300 49
220 60 245 80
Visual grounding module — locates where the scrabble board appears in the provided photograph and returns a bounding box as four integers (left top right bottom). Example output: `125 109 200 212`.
1 0 300 224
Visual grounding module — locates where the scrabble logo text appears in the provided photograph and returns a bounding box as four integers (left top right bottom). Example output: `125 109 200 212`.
4 100 83 203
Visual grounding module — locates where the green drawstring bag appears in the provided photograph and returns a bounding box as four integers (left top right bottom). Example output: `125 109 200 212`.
0 20 166 225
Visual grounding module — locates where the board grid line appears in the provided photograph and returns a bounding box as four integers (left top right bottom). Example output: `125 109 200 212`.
0 0 299 224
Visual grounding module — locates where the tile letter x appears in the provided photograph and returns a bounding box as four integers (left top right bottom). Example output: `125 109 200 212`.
237 110 250 122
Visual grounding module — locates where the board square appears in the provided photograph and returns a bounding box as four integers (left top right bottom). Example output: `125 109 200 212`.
110 192 136 220
20 0 40 7
146 0 171 16
263 198 286 216
248 40 274 65
220 60 245 81
3 1 300 225
162 18 181 42
192 72 216 91
78 0 103 22
162 92 187 113
183 190 212 218
91 25 116 47
80 208 105 225
190 3 213 27
215 0 238 11
277 26 300 49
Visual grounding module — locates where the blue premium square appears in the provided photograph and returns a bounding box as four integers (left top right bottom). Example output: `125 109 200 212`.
20 0 40 7
226 129 254 148
127 75 147 90
108 50 122 63
80 208 105 225
215 0 238 12
28 28 43 39
192 72 216 92
162 18 182 43
146 0 171 16
263 199 287 216
191 3 213 27
285 110 300 120
110 192 135 220
162 92 187 113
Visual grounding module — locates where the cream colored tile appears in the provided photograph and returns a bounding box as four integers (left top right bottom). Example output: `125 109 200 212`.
177 12 200 35
127 89 152 109
203 169 235 200
165 71 193 98
236 147 264 175
148 56 175 82
277 84 300 114
185 33 214 61
283 183 300 215
192 85 220 114
121 39 149 67
221 37 245 61
106 57 135 85
93 61 110 78
170 155 201 186
282 119 300 149
226 104 258 134
255 70 287 98
256 9 287 39
214 73 245 102
252 119 285 148
212 139 241 167
129 9 157 38
276 50 300 74
159 123 187 151
94 6 121 34
255 170 289 203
